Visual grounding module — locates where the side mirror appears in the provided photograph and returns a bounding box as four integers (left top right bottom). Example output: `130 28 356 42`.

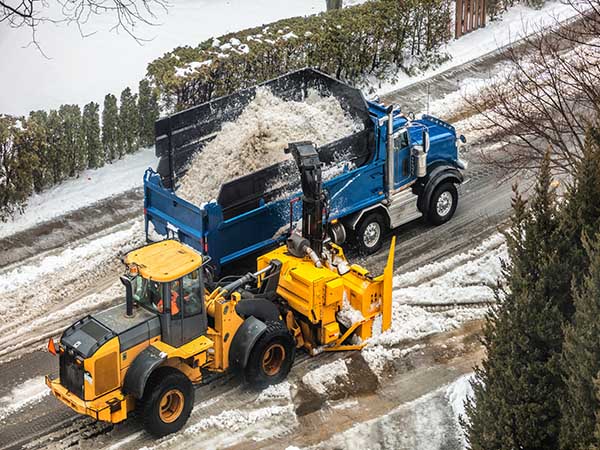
408 111 415 121
459 134 467 144
422 128 430 153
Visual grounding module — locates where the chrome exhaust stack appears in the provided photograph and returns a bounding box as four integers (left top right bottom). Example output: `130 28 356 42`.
386 105 395 198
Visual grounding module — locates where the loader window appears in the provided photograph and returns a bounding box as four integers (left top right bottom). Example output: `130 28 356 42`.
131 277 164 313
182 270 203 317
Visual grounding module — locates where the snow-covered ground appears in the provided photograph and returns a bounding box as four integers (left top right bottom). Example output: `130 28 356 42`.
373 0 580 95
0 148 155 239
0 377 49 422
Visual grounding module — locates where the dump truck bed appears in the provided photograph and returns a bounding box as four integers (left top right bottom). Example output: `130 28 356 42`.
146 69 381 272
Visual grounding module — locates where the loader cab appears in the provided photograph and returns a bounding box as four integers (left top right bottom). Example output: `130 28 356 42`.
124 240 208 348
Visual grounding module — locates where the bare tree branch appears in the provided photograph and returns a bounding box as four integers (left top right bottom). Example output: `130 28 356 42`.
1 0 169 50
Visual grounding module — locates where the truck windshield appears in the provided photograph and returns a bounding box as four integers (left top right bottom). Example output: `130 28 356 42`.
131 276 163 312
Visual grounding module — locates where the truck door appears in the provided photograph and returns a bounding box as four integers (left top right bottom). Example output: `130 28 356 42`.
393 129 412 189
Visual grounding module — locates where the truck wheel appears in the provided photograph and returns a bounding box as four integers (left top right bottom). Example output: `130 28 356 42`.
139 369 194 437
245 321 295 388
427 183 458 225
355 213 386 255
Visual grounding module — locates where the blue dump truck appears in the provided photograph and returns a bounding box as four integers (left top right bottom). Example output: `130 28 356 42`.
144 68 467 274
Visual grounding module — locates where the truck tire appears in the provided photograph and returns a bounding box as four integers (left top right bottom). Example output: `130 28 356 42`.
138 369 194 437
427 182 458 225
245 321 295 388
355 212 386 255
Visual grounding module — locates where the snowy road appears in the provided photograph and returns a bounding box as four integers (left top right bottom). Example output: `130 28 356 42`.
0 41 523 450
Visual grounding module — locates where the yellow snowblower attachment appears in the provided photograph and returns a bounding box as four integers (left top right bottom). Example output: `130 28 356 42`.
257 236 395 353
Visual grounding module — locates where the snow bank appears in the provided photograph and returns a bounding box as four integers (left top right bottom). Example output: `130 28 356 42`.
0 221 143 346
302 359 349 395
177 88 362 205
446 373 475 448
0 377 49 421
0 148 156 239
359 234 506 375
374 0 581 95
256 381 292 402
0 226 134 293
393 233 506 290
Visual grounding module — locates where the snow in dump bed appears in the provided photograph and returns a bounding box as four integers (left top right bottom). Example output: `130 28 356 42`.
176 87 363 205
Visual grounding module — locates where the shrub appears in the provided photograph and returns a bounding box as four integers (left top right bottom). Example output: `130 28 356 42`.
147 0 453 111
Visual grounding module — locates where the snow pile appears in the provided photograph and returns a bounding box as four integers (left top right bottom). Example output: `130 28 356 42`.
186 405 292 433
336 294 365 328
358 235 506 375
256 381 292 402
0 147 156 240
393 234 505 290
362 344 423 378
393 242 506 306
302 359 349 395
177 88 362 205
0 221 143 354
446 373 475 448
373 0 581 96
0 377 49 421
369 306 484 349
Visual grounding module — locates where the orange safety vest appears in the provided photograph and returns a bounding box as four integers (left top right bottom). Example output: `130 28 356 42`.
157 291 179 315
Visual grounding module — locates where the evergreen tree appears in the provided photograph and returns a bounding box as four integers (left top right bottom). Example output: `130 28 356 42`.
119 87 139 155
27 110 53 192
0 115 37 218
46 109 65 184
465 154 568 450
102 94 119 163
82 102 102 169
559 123 600 450
58 104 84 178
138 79 159 148
560 234 600 450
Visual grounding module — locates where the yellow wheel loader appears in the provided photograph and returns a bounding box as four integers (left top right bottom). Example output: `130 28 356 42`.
46 142 395 437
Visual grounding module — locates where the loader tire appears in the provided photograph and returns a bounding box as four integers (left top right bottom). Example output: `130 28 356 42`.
138 369 194 437
427 182 458 226
245 321 295 388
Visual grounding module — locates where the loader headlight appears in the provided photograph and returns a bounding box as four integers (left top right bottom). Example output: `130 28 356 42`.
84 371 93 385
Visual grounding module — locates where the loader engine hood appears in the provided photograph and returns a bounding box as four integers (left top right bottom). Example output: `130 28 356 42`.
61 304 161 358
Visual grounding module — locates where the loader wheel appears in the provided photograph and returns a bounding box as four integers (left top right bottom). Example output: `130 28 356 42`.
427 182 458 226
355 212 386 255
139 369 194 437
245 321 295 388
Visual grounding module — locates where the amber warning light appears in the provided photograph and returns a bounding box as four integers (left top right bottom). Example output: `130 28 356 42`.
48 338 58 356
